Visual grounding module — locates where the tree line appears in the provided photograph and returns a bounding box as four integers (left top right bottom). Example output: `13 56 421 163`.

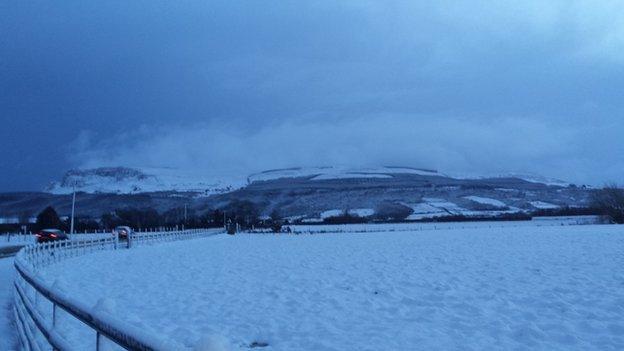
2 186 624 234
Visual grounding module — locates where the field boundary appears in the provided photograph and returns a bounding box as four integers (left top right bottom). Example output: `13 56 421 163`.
12 228 222 350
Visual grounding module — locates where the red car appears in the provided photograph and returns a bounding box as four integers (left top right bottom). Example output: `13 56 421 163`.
36 229 68 243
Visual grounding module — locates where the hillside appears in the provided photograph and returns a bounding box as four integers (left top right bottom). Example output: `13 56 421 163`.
0 166 592 222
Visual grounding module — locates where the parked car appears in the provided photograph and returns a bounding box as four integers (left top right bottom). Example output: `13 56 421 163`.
36 229 68 243
114 226 133 240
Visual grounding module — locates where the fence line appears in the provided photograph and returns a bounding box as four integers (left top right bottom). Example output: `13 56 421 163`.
13 228 222 351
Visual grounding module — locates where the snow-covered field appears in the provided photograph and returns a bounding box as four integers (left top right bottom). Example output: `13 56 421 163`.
0 258 17 350
38 224 624 350
289 217 600 234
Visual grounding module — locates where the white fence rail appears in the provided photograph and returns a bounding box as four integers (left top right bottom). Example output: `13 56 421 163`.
13 228 222 351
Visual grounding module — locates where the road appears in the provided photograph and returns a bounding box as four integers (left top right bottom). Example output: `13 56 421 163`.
0 257 17 350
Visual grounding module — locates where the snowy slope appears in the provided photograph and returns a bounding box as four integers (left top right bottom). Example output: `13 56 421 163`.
464 196 507 208
451 172 570 187
40 225 624 350
530 201 560 209
247 166 442 183
46 167 247 195
45 166 443 194
42 165 579 220
319 208 375 219
45 165 570 195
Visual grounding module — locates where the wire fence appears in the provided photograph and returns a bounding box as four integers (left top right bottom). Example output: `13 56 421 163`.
12 228 222 351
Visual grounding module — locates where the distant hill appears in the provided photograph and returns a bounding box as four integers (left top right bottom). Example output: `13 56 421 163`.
46 167 245 195
0 166 592 221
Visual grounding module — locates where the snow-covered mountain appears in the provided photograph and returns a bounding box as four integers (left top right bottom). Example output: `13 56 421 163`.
46 165 574 195
4 165 589 219
450 172 571 187
247 166 442 183
46 167 246 195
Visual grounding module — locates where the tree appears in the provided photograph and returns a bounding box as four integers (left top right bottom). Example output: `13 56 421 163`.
373 202 413 222
197 209 225 228
323 209 367 224
269 209 283 233
591 185 624 223
269 209 282 222
223 200 260 228
36 206 62 230
101 212 121 230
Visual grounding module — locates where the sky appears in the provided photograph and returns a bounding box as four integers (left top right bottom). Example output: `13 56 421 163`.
1 1 624 191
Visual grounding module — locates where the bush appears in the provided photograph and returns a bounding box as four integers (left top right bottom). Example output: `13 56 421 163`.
323 211 367 224
373 202 413 221
222 200 260 229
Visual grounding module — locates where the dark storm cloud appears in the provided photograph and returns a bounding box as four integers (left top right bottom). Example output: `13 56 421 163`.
2 1 623 190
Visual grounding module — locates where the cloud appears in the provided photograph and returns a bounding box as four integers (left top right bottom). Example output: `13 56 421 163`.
72 113 620 185
4 0 624 190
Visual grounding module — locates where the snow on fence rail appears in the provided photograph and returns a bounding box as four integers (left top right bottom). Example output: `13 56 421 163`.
13 228 222 351
289 216 603 234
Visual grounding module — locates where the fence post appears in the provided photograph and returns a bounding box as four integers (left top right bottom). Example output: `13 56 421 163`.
52 302 57 327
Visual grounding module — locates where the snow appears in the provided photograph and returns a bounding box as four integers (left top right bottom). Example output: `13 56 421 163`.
450 172 570 187
289 218 597 234
0 258 17 350
404 202 449 220
319 208 374 219
47 167 247 195
38 224 624 350
311 173 391 180
405 199 495 220
248 166 442 183
419 197 467 215
464 196 507 208
531 201 560 209
530 201 560 209
46 165 573 197
403 197 524 220
349 208 375 217
532 216 599 225
319 209 343 219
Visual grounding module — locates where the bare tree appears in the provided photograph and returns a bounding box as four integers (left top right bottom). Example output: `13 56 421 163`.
591 184 624 223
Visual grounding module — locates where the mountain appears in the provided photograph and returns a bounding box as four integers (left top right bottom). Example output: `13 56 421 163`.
0 166 593 220
46 166 572 195
46 167 246 195
211 166 590 222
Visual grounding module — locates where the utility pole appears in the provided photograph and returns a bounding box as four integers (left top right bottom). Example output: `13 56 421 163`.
70 184 76 235
184 204 188 229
